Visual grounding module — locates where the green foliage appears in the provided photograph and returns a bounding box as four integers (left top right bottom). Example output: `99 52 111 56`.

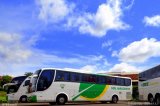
2 75 12 84
0 86 4 91
0 97 7 103
0 91 7 103
0 91 6 96
0 75 12 87
24 72 33 77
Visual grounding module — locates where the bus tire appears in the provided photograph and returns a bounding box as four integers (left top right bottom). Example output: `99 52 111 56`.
101 101 107 104
19 95 28 103
148 94 154 103
56 94 67 105
49 102 56 105
155 95 160 105
111 95 118 104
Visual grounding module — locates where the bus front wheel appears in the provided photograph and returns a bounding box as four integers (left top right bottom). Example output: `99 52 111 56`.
111 95 118 104
56 95 67 105
19 95 28 103
148 94 154 103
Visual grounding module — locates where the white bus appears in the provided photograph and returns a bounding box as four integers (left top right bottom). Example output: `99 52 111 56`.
3 76 31 103
28 68 132 105
139 65 160 105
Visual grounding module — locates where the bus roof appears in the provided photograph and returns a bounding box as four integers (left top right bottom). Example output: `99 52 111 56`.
140 64 160 74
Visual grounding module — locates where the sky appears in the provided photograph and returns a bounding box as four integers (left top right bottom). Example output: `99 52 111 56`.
0 0 160 76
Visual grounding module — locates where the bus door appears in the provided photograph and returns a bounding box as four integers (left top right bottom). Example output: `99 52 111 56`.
35 70 55 102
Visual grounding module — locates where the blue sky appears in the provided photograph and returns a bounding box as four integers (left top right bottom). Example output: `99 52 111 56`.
0 0 160 76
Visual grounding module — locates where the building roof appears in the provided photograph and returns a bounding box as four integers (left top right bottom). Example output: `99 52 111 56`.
119 74 138 81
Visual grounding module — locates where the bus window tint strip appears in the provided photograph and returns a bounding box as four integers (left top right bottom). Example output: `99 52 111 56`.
55 70 131 86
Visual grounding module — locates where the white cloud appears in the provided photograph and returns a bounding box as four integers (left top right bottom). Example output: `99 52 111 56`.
123 0 134 10
108 62 141 73
0 32 110 76
37 0 131 37
64 65 97 73
64 65 108 74
102 40 112 48
0 32 32 63
118 38 160 63
66 0 130 37
112 50 118 57
144 15 160 27
37 0 75 23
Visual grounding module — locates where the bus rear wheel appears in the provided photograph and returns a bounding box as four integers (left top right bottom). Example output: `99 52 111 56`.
111 95 118 104
56 95 67 105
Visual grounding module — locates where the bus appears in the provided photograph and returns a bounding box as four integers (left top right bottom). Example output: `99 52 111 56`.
139 65 160 105
3 76 31 103
28 68 132 105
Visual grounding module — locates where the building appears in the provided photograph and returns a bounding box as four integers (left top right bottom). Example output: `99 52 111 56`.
107 72 139 99
106 72 139 86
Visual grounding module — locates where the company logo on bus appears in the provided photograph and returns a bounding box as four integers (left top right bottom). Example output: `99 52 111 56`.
141 82 159 87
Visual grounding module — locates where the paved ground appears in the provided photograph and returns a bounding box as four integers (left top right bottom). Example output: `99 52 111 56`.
0 101 156 106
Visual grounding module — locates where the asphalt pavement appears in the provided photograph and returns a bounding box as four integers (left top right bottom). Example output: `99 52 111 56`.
0 101 155 106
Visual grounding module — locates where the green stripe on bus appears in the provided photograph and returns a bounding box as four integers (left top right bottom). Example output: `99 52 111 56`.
72 83 108 101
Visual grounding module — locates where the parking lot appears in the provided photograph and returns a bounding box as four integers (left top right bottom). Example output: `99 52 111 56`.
0 101 155 106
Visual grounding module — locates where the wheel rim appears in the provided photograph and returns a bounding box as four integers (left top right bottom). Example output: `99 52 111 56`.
149 97 153 103
59 97 65 104
113 97 117 103
22 97 26 102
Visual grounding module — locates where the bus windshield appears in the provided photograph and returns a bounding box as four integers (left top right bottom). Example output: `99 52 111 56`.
36 69 55 91
11 76 27 85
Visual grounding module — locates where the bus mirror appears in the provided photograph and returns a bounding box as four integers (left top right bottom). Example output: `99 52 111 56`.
33 74 38 78
24 80 30 86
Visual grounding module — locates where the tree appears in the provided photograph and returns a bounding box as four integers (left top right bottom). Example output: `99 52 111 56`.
1 75 12 86
24 72 33 77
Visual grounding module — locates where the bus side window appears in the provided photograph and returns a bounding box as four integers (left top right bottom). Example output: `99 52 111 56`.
106 77 111 84
121 79 125 86
81 74 88 83
64 72 70 81
88 75 96 83
71 73 79 82
111 77 116 85
116 78 125 86
55 71 64 81
125 79 131 86
97 76 106 84
78 74 82 82
55 71 71 82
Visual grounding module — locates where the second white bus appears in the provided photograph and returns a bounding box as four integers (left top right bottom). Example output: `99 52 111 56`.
139 65 160 105
3 76 30 103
